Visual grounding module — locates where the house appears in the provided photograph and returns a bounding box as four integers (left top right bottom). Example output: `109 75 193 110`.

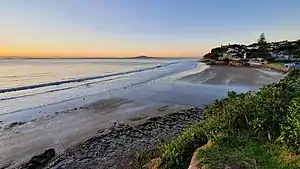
284 62 300 69
243 53 247 59
221 52 243 61
221 53 232 59
271 53 294 60
247 46 259 50
227 48 235 52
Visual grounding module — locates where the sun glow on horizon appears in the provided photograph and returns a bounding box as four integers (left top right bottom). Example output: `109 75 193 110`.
0 47 205 58
1 1 300 58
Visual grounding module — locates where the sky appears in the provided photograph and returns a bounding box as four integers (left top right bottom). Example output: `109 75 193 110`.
1 0 300 58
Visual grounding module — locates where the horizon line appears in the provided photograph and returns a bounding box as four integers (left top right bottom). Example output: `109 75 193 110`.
0 56 201 59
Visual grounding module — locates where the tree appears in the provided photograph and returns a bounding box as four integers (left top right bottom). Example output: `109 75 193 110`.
257 33 267 44
256 33 269 59
294 49 300 58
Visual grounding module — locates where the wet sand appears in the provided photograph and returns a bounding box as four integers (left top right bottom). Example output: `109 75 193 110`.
179 65 283 86
0 65 284 168
0 98 188 168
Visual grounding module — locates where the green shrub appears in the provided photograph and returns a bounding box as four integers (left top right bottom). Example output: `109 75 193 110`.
197 136 300 169
204 69 300 141
279 97 300 152
159 69 300 168
134 150 153 168
160 123 207 169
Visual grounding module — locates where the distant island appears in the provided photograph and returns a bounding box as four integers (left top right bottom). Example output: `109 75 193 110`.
131 56 154 59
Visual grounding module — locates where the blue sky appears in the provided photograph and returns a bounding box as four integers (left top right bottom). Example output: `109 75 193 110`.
1 0 300 57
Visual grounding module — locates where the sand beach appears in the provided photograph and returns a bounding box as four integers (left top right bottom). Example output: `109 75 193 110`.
0 63 284 168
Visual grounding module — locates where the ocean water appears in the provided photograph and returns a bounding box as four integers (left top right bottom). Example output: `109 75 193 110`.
0 58 197 122
0 59 172 89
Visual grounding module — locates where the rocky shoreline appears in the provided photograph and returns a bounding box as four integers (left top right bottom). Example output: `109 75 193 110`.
17 108 203 169
200 59 289 73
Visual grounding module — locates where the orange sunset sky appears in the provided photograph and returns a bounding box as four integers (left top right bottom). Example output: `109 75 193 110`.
1 1 300 58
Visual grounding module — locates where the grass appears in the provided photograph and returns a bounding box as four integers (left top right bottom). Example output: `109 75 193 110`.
197 137 300 169
265 62 285 69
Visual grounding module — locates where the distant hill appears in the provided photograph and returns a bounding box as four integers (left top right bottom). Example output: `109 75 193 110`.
131 56 154 59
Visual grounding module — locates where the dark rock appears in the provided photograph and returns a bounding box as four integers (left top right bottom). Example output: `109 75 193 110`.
148 116 161 122
18 121 26 125
7 121 25 128
129 116 146 121
37 108 203 169
22 148 55 169
97 129 105 134
9 122 19 128
0 160 14 169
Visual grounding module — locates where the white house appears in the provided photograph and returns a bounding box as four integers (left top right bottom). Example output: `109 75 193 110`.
247 46 259 50
227 48 235 52
271 53 294 60
243 53 247 59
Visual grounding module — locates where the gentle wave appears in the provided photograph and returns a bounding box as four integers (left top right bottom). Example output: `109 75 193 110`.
0 62 178 94
0 60 197 121
0 76 123 101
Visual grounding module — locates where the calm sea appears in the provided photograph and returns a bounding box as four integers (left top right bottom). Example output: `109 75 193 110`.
0 58 196 121
0 59 173 89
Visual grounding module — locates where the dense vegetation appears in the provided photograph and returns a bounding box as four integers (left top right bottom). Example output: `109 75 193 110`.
203 33 300 60
157 69 300 169
197 137 300 169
